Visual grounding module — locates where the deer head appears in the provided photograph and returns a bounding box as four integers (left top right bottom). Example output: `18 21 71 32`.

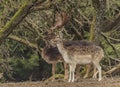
43 12 69 46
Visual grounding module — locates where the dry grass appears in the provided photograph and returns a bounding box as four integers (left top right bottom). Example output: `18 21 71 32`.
0 77 120 87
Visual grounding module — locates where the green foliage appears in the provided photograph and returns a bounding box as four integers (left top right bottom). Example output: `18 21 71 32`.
106 0 120 17
9 54 39 81
56 63 64 74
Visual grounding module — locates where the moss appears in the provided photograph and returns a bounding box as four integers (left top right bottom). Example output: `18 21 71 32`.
0 0 36 42
89 16 96 42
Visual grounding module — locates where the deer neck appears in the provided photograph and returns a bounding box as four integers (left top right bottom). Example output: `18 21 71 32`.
57 41 73 63
56 41 67 57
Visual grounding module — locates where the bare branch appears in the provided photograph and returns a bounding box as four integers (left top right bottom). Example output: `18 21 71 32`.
8 35 37 50
102 13 120 32
101 32 120 58
105 63 120 75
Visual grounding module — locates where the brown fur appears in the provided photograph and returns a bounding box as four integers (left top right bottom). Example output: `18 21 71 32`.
41 46 63 63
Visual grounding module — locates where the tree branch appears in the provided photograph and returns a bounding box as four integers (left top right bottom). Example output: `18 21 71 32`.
105 63 120 75
0 0 46 44
8 35 37 50
101 32 120 58
102 13 120 32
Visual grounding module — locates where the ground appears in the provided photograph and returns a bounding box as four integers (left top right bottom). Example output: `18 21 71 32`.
0 77 120 87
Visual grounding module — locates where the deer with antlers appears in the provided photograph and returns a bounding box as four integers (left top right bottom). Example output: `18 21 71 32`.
47 12 104 82
40 12 81 81
40 12 88 81
40 39 95 81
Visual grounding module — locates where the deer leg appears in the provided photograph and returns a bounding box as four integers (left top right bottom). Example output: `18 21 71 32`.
72 71 75 82
98 65 102 81
76 65 80 80
52 63 56 81
64 63 69 80
71 64 76 82
93 62 102 81
92 66 98 79
83 64 91 78
69 64 76 82
68 64 72 82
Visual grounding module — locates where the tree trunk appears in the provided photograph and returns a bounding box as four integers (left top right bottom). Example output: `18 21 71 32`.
0 0 45 44
92 0 106 45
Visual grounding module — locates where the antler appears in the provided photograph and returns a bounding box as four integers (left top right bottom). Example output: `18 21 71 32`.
43 12 69 41
50 12 69 30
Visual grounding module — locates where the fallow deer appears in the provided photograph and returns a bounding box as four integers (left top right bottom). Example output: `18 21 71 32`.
49 31 104 82
40 12 70 81
41 12 100 81
48 12 104 82
41 40 95 81
39 12 69 81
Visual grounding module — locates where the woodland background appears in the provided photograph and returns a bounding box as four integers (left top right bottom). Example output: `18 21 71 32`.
0 0 120 82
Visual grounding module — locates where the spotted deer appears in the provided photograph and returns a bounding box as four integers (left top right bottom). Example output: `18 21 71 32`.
40 12 82 80
41 40 95 81
50 32 104 82
40 12 70 81
48 12 104 82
